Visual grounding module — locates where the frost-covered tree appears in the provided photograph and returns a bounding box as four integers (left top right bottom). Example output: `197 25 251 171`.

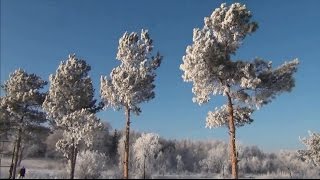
278 150 311 178
133 133 161 178
57 109 102 178
75 150 108 179
43 54 103 123
199 145 228 174
0 69 47 179
100 29 162 179
155 151 168 176
180 3 299 178
43 54 102 179
298 131 320 167
176 154 184 174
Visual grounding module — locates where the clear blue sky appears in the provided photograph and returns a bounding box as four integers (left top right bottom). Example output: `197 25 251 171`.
1 0 319 152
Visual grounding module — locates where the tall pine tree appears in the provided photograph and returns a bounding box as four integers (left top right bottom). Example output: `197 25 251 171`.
100 30 162 179
43 54 102 179
180 3 299 178
0 69 47 179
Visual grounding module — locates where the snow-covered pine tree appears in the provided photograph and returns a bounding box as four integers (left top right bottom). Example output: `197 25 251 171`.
180 3 299 178
0 69 47 179
43 54 102 179
100 29 162 179
298 131 320 167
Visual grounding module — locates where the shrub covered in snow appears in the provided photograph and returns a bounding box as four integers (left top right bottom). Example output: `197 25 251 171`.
75 150 108 179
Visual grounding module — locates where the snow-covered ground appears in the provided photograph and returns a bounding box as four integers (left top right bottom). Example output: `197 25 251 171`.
0 157 316 179
0 157 66 179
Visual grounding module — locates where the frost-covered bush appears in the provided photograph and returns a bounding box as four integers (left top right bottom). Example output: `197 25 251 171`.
75 150 107 179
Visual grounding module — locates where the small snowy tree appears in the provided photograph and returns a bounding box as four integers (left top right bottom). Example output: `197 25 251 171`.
199 144 228 174
155 151 168 176
278 150 308 178
176 154 184 174
133 133 161 178
56 109 102 176
180 3 299 178
298 131 320 167
100 29 162 179
0 69 47 178
75 150 108 179
43 54 102 179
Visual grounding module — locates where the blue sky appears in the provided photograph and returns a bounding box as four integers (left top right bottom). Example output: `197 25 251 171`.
1 0 319 152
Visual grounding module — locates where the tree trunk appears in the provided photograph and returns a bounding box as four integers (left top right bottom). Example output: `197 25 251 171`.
123 106 130 179
222 164 225 178
9 141 16 179
226 92 238 179
69 145 74 179
73 148 78 179
12 128 22 179
143 155 146 179
17 146 24 167
70 139 76 179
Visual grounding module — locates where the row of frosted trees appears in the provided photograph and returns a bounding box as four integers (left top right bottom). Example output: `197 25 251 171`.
0 3 303 179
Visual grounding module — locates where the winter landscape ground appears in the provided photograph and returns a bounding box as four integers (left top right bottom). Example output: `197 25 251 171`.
0 145 319 179
0 131 319 179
